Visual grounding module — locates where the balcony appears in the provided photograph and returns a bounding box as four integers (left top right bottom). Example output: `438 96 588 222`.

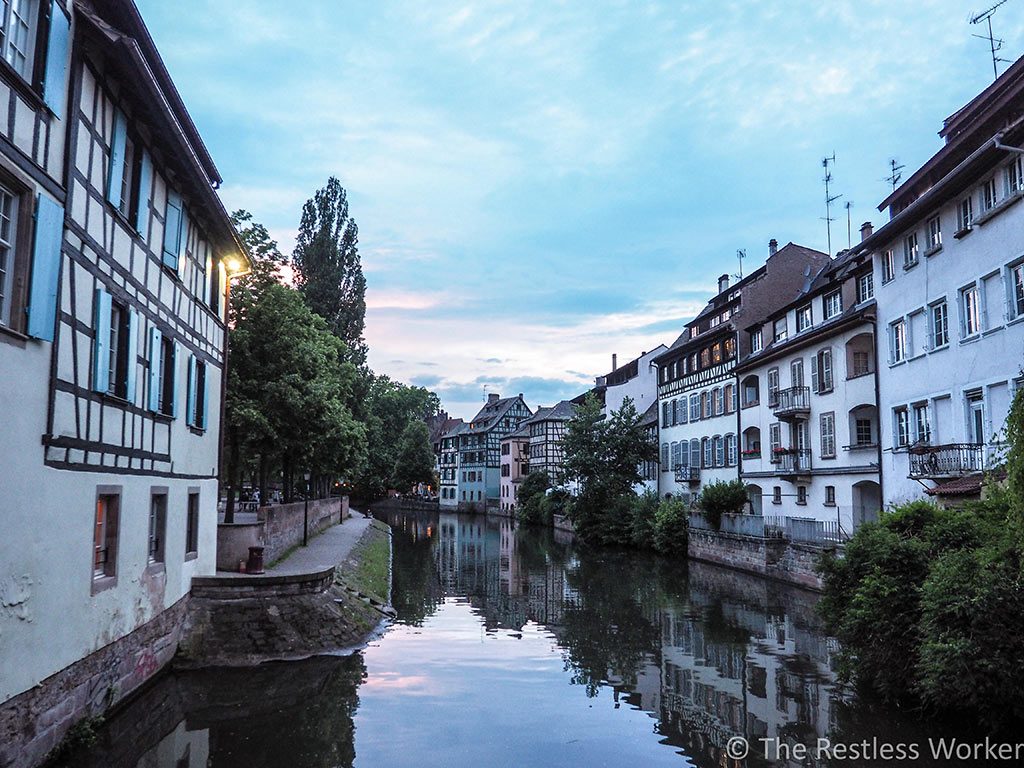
775 449 812 478
773 386 810 420
675 466 700 484
908 443 986 479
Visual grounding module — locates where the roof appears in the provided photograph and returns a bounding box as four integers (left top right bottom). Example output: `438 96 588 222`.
503 423 532 440
524 400 576 424
639 401 659 428
75 0 247 265
924 473 985 497
467 395 528 433
428 416 463 444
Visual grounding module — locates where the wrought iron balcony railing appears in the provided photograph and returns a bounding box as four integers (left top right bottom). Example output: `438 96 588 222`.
674 465 700 484
773 386 811 419
776 449 812 475
908 443 986 479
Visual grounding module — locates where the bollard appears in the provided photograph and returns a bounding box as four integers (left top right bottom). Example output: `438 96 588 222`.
246 546 265 575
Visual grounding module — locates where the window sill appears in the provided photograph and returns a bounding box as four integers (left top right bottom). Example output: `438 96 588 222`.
795 501 807 506
923 244 942 258
820 454 836 460
1008 315 1024 329
0 59 48 114
184 551 198 562
881 277 895 286
959 335 980 346
824 502 836 508
771 500 782 505
928 343 949 353
981 325 1004 338
846 371 874 381
188 425 207 436
953 226 973 240
973 190 1022 226
91 574 118 595
145 561 166 576
903 260 919 271
0 323 28 348
888 359 907 368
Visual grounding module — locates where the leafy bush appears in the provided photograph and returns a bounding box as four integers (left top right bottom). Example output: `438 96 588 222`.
629 492 660 549
539 488 571 525
653 498 689 555
697 480 749 530
517 471 551 526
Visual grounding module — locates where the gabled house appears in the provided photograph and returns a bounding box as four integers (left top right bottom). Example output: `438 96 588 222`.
499 423 531 514
458 393 532 509
438 420 466 508
524 400 576 484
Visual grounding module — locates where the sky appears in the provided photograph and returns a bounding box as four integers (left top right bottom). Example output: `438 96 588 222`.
137 0 1024 419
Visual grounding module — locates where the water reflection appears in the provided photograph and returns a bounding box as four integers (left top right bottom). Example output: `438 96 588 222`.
76 509 954 768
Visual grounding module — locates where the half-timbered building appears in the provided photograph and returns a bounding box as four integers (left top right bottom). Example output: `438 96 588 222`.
458 393 531 509
0 2 246 764
524 400 575 484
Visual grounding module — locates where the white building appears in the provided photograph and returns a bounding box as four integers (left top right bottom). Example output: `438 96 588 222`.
0 2 246 763
499 423 530 514
862 56 1024 506
736 248 882 533
654 243 830 503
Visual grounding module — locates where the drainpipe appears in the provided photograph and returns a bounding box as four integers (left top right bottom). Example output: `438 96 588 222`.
994 134 1024 154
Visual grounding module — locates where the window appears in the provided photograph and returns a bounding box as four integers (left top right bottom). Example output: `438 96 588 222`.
702 437 712 468
725 434 737 466
187 356 208 429
891 319 907 363
813 348 833 393
769 423 782 459
671 441 682 470
0 185 19 328
1012 263 1024 317
93 491 120 582
700 348 710 368
819 412 836 458
162 191 187 272
660 443 669 470
713 435 725 467
962 285 981 336
500 464 509 477
701 391 710 419
881 249 895 283
957 196 974 232
689 439 701 470
857 273 874 303
894 407 910 448
148 492 166 564
672 398 680 426
926 216 941 250
824 290 842 319
767 368 780 406
930 301 948 348
903 233 919 268
689 394 700 422
662 402 669 428
501 443 510 455
852 350 870 378
825 486 836 506
750 327 763 353
772 486 782 504
208 259 221 314
711 343 722 364
713 387 723 416
724 337 735 359
796 486 807 505
855 418 873 446
796 304 812 332
742 376 759 407
1006 156 1023 196
913 403 931 444
773 318 788 343
791 358 804 388
1 0 40 79
983 178 997 211
723 383 735 414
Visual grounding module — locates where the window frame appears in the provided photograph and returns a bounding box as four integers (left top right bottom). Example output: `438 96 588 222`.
961 284 981 337
148 489 167 566
0 182 21 329
796 305 812 333
819 411 836 458
823 290 842 320
903 233 919 269
957 195 974 234
857 273 874 303
926 215 941 251
930 300 949 349
881 249 895 283
750 327 763 353
185 490 200 559
1 0 41 83
92 486 121 592
890 318 907 363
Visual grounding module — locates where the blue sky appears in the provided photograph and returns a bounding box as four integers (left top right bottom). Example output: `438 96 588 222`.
137 0 1024 419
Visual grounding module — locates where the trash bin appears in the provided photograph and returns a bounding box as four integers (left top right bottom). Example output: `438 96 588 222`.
246 546 265 575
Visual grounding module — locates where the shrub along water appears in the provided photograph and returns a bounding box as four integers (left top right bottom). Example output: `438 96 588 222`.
819 389 1024 733
696 480 749 530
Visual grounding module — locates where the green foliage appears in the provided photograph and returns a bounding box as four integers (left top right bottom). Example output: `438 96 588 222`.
628 492 660 549
517 471 552 526
46 714 106 766
653 498 689 555
391 420 436 492
293 177 368 365
562 395 657 544
697 480 749 530
1006 387 1024 517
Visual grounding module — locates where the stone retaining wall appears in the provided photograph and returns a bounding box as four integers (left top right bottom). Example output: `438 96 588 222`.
687 528 829 591
190 568 336 600
0 595 189 768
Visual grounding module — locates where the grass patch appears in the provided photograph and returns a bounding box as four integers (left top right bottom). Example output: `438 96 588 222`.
346 523 391 604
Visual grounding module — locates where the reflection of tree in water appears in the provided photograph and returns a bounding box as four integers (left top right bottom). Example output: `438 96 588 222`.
379 509 445 626
559 550 666 697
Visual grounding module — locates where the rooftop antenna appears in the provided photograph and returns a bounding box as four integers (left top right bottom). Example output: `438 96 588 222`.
821 153 841 255
845 201 854 249
970 0 1012 80
734 248 746 280
885 158 905 192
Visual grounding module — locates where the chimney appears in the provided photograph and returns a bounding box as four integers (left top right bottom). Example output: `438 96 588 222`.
612 353 618 371
768 238 778 256
860 221 873 242
718 273 730 294
488 393 499 404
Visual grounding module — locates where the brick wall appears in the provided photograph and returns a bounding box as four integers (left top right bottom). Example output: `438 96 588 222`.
688 528 827 591
0 596 188 768
259 498 343 565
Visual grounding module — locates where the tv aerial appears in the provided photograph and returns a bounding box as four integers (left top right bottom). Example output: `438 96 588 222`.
885 158 905 192
734 248 746 280
970 0 1013 80
821 153 842 255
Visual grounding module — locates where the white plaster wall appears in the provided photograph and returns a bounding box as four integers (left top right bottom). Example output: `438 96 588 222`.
603 347 666 417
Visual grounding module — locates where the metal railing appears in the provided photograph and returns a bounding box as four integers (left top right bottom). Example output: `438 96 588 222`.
908 443 987 478
776 449 812 474
674 465 700 484
773 386 810 418
689 512 847 545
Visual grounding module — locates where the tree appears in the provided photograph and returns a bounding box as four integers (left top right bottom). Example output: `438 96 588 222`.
292 177 367 365
518 471 552 526
392 420 436 492
697 480 749 530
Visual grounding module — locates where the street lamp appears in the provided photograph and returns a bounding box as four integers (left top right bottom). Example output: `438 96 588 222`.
218 252 251 525
303 470 311 546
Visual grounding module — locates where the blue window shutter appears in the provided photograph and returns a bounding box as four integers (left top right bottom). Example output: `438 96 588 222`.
107 109 128 207
92 289 112 392
26 195 64 341
42 1 71 119
201 364 209 430
125 308 139 403
169 343 179 418
162 191 182 270
135 150 152 237
147 326 162 411
186 354 197 426
177 206 189 279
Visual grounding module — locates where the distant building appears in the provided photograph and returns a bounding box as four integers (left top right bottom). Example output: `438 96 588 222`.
524 400 576 484
459 393 532 509
736 248 881 532
653 243 830 504
499 423 531 514
859 56 1024 506
437 418 465 507
637 402 660 495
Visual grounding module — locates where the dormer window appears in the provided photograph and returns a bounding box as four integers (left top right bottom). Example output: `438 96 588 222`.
796 305 812 333
750 328 763 353
824 290 842 320
773 318 788 343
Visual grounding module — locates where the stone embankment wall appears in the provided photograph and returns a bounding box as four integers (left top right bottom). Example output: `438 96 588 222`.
687 529 831 591
217 497 349 571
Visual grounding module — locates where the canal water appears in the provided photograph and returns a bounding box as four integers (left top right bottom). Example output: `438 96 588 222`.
73 509 962 768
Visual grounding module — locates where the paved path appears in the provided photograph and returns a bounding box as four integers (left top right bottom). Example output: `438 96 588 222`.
266 514 375 576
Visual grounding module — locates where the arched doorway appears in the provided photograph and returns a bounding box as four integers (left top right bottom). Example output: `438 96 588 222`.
852 480 881 529
746 484 763 516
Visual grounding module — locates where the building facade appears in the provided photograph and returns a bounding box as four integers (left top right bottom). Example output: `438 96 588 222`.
499 424 530 514
437 419 464 507
523 400 575 484
736 248 882 532
0 1 245 764
654 243 830 503
861 59 1024 506
458 393 532 509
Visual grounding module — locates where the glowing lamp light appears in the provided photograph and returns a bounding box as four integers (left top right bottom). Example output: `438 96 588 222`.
224 255 244 276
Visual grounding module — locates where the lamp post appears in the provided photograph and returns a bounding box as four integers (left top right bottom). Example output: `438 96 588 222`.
218 253 250 525
303 470 311 546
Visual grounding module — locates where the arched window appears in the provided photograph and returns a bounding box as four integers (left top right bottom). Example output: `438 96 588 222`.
713 435 725 466
742 375 759 407
702 437 712 468
725 433 737 466
700 391 709 419
690 439 701 469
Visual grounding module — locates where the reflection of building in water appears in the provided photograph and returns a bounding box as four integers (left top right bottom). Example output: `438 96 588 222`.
142 721 210 768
